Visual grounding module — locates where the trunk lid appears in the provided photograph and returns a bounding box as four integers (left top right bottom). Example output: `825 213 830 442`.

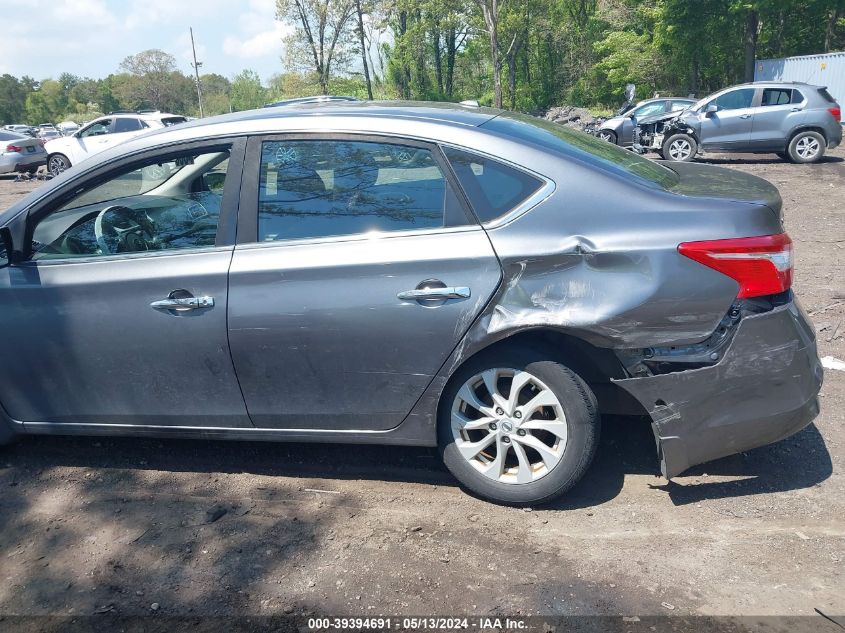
661 161 782 221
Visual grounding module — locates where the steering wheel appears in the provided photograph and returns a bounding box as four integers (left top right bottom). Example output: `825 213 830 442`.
94 205 157 255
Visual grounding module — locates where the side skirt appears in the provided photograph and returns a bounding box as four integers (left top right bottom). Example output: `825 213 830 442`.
19 421 437 447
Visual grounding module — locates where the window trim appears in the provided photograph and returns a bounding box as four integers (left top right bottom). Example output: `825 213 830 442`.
238 133 476 246
21 137 247 263
439 142 556 230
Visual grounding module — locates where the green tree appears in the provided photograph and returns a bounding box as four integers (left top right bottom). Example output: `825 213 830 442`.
230 70 266 111
276 0 357 94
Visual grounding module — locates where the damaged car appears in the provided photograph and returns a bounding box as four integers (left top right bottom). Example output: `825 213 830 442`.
595 96 695 146
633 81 842 163
0 102 823 505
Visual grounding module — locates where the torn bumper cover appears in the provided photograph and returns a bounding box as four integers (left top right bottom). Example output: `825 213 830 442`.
613 301 823 479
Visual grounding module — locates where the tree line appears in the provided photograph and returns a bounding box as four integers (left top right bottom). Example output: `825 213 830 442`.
2 0 843 126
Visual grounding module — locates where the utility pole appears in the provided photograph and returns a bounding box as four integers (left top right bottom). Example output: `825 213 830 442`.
190 27 204 118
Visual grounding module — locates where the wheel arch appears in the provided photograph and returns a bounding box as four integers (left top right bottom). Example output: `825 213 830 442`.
788 125 827 145
439 327 642 418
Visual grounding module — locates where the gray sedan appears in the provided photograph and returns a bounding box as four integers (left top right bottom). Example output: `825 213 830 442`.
596 97 695 146
0 102 821 505
0 131 47 175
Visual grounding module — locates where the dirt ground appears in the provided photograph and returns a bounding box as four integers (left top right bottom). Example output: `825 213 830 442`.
0 147 843 627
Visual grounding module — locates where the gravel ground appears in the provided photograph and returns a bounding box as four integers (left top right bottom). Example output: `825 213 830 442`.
0 148 843 626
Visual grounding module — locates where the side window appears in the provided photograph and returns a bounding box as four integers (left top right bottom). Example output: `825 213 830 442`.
761 88 792 106
113 118 145 133
80 119 112 137
443 147 544 224
791 89 805 104
632 101 666 118
712 88 755 111
257 140 449 242
30 148 232 260
669 100 691 111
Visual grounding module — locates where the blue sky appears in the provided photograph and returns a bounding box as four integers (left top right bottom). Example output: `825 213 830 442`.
0 0 294 83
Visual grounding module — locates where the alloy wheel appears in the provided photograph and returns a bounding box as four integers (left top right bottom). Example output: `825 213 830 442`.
451 368 568 485
795 136 820 160
597 131 615 143
668 138 692 161
48 155 69 176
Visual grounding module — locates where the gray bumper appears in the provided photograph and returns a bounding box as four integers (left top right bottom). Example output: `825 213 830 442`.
613 300 823 478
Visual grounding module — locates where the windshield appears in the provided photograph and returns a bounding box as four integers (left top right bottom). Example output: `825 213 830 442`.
483 112 679 189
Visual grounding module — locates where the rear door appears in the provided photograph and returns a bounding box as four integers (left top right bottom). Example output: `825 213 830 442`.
227 135 501 430
750 87 806 149
697 88 756 150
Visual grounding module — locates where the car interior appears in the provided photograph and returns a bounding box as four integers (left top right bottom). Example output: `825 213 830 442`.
30 150 230 259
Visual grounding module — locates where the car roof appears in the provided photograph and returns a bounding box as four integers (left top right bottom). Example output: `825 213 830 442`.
733 81 821 88
103 102 495 134
100 111 183 120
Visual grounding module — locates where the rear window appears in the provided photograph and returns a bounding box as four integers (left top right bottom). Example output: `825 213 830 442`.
443 147 544 223
482 113 679 190
818 88 836 103
762 88 792 106
161 117 187 127
0 131 26 141
113 118 145 133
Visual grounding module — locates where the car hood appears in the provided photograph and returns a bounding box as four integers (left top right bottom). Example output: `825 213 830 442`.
44 137 71 151
598 115 627 131
663 161 783 220
635 111 683 125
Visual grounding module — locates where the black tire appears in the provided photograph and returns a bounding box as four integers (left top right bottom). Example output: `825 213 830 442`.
596 129 617 144
787 130 826 164
438 346 600 506
662 133 697 162
47 153 71 176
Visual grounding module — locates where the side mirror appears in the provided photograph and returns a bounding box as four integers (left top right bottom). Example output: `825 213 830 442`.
705 104 719 115
0 227 15 268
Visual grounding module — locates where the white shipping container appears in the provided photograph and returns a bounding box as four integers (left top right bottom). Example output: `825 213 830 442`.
755 51 845 122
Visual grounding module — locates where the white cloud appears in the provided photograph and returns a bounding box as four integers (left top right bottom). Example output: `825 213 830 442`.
223 23 290 60
220 0 292 63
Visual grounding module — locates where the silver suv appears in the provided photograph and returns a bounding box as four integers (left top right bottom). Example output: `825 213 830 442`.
639 82 842 163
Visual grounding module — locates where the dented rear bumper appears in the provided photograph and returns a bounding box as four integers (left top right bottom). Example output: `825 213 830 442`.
613 300 823 478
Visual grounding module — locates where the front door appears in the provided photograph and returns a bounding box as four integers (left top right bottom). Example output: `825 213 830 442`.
0 141 251 428
227 136 502 430
696 87 757 150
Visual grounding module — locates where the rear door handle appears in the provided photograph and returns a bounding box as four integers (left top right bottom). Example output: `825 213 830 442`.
151 296 214 311
397 287 471 301
739 114 752 119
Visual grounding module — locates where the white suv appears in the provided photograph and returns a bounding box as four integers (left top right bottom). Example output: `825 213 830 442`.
45 111 187 175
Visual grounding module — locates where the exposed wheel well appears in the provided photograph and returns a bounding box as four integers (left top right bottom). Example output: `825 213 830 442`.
789 126 827 145
445 328 646 416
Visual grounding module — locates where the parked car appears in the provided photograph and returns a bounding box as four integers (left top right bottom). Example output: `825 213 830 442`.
595 97 696 146
44 111 188 176
633 81 842 163
4 124 36 138
37 128 62 141
57 121 80 136
0 102 822 505
0 130 47 175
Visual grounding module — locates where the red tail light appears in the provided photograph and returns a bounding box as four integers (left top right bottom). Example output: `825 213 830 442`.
678 233 793 299
829 106 842 121
5 144 23 153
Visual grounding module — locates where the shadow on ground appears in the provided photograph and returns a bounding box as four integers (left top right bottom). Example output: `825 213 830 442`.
2 414 832 510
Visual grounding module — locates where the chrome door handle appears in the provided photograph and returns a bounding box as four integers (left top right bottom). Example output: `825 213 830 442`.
150 296 214 311
739 114 752 119
397 286 471 301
